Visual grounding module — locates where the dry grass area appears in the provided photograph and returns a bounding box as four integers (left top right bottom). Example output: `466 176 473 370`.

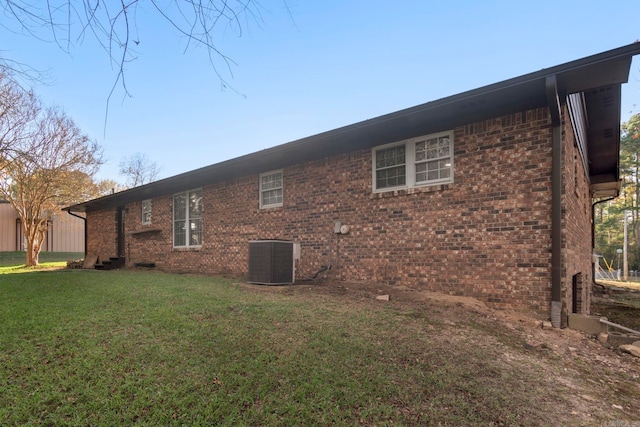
247 279 640 426
593 280 640 331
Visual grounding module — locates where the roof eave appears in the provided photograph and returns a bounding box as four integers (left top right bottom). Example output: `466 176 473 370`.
65 43 640 213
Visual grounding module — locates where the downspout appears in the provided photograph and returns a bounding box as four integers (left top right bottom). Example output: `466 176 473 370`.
65 209 87 257
546 75 563 328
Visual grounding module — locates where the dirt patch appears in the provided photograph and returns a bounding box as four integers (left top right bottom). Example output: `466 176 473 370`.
593 283 640 331
239 279 640 424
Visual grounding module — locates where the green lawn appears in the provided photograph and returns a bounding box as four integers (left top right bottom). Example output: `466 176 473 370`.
1 265 638 425
0 251 83 269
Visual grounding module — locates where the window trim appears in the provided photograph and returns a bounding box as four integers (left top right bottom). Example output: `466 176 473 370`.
259 169 284 209
372 131 454 193
141 199 152 225
172 189 203 248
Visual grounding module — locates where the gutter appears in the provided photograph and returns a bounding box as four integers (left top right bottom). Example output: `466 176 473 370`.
65 209 87 257
546 75 563 328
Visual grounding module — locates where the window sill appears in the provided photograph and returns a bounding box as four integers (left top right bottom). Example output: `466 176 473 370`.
260 204 283 210
371 183 453 198
172 246 203 252
128 228 162 236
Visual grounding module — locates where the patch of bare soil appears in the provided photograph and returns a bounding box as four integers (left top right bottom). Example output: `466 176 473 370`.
593 283 640 331
241 279 640 425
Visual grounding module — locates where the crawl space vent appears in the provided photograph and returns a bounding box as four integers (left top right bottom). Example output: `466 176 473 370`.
248 240 295 285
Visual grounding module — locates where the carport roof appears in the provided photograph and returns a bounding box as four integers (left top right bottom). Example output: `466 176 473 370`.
65 43 640 213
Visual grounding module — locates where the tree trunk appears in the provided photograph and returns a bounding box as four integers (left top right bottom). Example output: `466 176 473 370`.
23 219 46 267
25 227 38 266
26 240 38 266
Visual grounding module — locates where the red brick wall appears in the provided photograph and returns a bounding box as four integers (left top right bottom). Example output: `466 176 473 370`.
87 106 596 314
86 208 117 264
562 106 593 316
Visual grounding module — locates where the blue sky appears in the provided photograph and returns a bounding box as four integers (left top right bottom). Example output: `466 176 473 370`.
2 0 640 182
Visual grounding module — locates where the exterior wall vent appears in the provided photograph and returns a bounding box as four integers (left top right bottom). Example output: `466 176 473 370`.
248 240 296 285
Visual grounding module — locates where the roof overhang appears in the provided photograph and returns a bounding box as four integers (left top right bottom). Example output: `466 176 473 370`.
591 179 623 199
65 43 640 213
583 84 623 196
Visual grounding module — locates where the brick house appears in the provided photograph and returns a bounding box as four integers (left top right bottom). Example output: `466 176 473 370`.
65 44 640 326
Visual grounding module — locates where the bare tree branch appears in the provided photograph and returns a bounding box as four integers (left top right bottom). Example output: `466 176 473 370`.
118 152 160 188
0 54 49 83
1 1 294 137
1 1 272 95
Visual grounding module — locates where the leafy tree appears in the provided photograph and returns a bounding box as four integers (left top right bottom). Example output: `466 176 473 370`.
94 178 127 196
0 74 102 266
620 113 640 270
119 153 160 188
62 172 126 201
595 201 628 269
595 114 640 271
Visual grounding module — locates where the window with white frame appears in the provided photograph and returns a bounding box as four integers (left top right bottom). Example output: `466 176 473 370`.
373 131 453 192
141 199 152 225
259 170 283 208
173 189 203 247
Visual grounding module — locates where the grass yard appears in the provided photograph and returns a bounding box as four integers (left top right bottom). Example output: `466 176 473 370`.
1 264 639 425
0 251 83 269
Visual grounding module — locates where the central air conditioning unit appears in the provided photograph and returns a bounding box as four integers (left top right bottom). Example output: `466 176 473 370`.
248 240 300 285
